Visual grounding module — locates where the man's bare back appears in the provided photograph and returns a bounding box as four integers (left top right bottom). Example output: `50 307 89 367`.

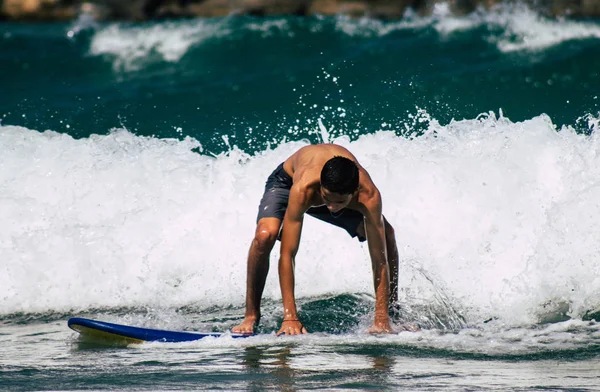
282 144 379 215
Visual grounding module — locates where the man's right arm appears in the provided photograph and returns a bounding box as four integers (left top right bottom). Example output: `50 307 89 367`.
277 186 308 335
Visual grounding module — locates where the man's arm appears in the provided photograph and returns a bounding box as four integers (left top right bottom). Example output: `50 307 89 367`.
362 192 393 333
277 187 308 336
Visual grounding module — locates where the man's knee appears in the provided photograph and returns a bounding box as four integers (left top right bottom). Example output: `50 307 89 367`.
253 223 279 252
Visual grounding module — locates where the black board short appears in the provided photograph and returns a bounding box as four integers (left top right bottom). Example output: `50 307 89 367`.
256 163 366 242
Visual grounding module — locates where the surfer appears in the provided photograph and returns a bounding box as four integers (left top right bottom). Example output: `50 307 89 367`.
232 144 399 335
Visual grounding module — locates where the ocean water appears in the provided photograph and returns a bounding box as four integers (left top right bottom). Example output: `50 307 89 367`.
1 3 600 390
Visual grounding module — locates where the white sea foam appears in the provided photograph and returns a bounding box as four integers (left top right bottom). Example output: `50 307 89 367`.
157 318 600 358
333 3 600 51
87 6 600 72
331 15 429 37
483 3 600 52
1 112 600 326
89 19 231 71
245 18 293 37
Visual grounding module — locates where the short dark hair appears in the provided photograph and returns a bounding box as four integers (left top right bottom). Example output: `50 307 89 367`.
320 156 359 195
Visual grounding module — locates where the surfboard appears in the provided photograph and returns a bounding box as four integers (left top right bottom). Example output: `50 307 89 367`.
68 317 252 344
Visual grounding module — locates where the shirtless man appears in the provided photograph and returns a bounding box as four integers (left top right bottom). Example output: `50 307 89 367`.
232 144 399 335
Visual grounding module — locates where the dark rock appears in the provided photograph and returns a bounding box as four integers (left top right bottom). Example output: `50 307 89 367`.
308 0 412 19
2 0 600 21
1 0 77 20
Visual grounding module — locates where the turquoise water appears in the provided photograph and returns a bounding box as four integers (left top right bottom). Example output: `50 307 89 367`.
1 3 600 390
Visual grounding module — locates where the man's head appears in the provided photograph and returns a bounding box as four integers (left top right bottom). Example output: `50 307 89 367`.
320 156 359 212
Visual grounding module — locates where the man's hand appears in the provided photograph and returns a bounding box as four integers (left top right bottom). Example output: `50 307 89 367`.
277 320 307 336
232 317 258 334
367 317 394 334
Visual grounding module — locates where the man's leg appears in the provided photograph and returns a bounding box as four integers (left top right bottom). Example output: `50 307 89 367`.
232 217 281 333
383 216 399 306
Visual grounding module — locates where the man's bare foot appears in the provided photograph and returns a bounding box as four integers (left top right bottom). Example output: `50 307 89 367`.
232 318 257 334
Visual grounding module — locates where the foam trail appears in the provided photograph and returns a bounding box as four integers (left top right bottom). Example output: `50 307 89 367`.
1 113 600 326
87 7 600 73
89 20 231 71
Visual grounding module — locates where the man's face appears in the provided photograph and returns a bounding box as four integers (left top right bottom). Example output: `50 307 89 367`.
320 187 353 213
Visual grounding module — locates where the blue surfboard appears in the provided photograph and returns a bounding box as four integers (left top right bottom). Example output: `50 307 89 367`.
68 317 252 344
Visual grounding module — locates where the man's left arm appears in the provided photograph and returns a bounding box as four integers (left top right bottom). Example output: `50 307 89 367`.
362 193 393 333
